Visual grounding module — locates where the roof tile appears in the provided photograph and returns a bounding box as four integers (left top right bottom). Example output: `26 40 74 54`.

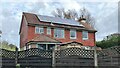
28 34 61 43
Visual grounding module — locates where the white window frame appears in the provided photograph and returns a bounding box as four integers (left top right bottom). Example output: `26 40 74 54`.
35 27 39 34
29 45 31 49
82 31 88 40
47 27 51 35
54 28 64 38
35 26 44 34
70 29 76 39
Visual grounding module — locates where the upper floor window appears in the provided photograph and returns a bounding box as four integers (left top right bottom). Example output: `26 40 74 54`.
70 29 76 39
54 28 64 38
82 31 88 40
47 27 51 35
35 26 44 34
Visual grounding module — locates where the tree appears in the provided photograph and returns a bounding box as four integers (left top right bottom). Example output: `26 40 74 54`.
0 40 17 51
52 8 95 27
51 8 65 18
96 33 120 49
79 8 95 27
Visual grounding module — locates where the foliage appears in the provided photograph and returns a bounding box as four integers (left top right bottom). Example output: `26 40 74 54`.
0 40 17 51
96 35 120 49
51 8 95 27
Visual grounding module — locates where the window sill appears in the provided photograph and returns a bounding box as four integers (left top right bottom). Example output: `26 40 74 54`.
54 37 65 39
82 38 88 40
70 38 77 39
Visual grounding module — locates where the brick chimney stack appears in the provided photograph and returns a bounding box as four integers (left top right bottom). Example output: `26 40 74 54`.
78 15 95 31
79 15 86 23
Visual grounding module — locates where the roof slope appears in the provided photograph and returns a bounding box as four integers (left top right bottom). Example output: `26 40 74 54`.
28 34 61 43
79 21 95 31
37 15 83 27
21 12 96 32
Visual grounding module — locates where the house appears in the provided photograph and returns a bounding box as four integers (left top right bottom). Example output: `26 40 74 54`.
19 12 97 50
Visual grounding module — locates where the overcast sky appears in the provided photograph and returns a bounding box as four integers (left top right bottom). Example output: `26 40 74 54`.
0 0 119 48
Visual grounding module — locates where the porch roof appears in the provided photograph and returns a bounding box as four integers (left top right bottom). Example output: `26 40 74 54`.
27 34 61 44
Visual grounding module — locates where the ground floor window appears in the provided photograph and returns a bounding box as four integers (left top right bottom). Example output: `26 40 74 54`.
37 44 55 50
48 44 55 50
37 44 46 50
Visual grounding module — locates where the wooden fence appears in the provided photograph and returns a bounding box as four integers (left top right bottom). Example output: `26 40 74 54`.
97 46 120 68
0 46 120 68
53 47 94 67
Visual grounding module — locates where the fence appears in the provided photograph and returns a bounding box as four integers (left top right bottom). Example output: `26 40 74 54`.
53 47 94 67
97 46 120 68
0 46 120 68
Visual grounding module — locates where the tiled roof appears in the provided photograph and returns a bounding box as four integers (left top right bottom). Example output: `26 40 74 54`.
79 21 95 31
22 12 96 32
28 34 61 43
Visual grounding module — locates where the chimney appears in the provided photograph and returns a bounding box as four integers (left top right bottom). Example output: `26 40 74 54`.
79 15 86 23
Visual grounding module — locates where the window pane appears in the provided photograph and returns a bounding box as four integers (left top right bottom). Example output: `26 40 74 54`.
54 28 64 38
38 44 46 50
35 27 39 33
48 44 55 50
82 31 88 40
39 28 44 34
47 27 51 35
54 29 58 37
35 26 44 34
70 29 76 39
61 29 64 38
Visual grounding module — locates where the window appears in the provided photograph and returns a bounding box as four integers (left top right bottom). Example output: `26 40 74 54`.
54 28 64 38
47 27 51 35
48 44 55 50
35 26 44 34
35 27 39 33
82 31 88 40
37 44 55 50
70 29 76 39
37 44 46 50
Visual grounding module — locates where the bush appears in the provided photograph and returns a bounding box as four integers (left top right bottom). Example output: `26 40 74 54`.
96 35 119 49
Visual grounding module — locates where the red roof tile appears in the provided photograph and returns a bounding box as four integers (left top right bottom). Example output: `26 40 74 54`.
28 34 61 43
23 12 96 31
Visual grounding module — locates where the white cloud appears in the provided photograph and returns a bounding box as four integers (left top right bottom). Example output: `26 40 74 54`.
58 0 82 11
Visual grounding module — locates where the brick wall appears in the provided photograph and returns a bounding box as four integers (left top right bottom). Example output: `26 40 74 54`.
27 26 95 47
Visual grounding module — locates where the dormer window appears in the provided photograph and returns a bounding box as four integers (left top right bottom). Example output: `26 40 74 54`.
35 26 44 34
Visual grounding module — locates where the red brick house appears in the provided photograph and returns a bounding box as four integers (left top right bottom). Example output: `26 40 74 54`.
19 12 97 50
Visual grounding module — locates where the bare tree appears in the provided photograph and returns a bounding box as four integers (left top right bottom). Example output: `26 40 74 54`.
79 8 95 27
52 8 95 27
51 8 65 18
52 8 78 20
64 9 78 20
